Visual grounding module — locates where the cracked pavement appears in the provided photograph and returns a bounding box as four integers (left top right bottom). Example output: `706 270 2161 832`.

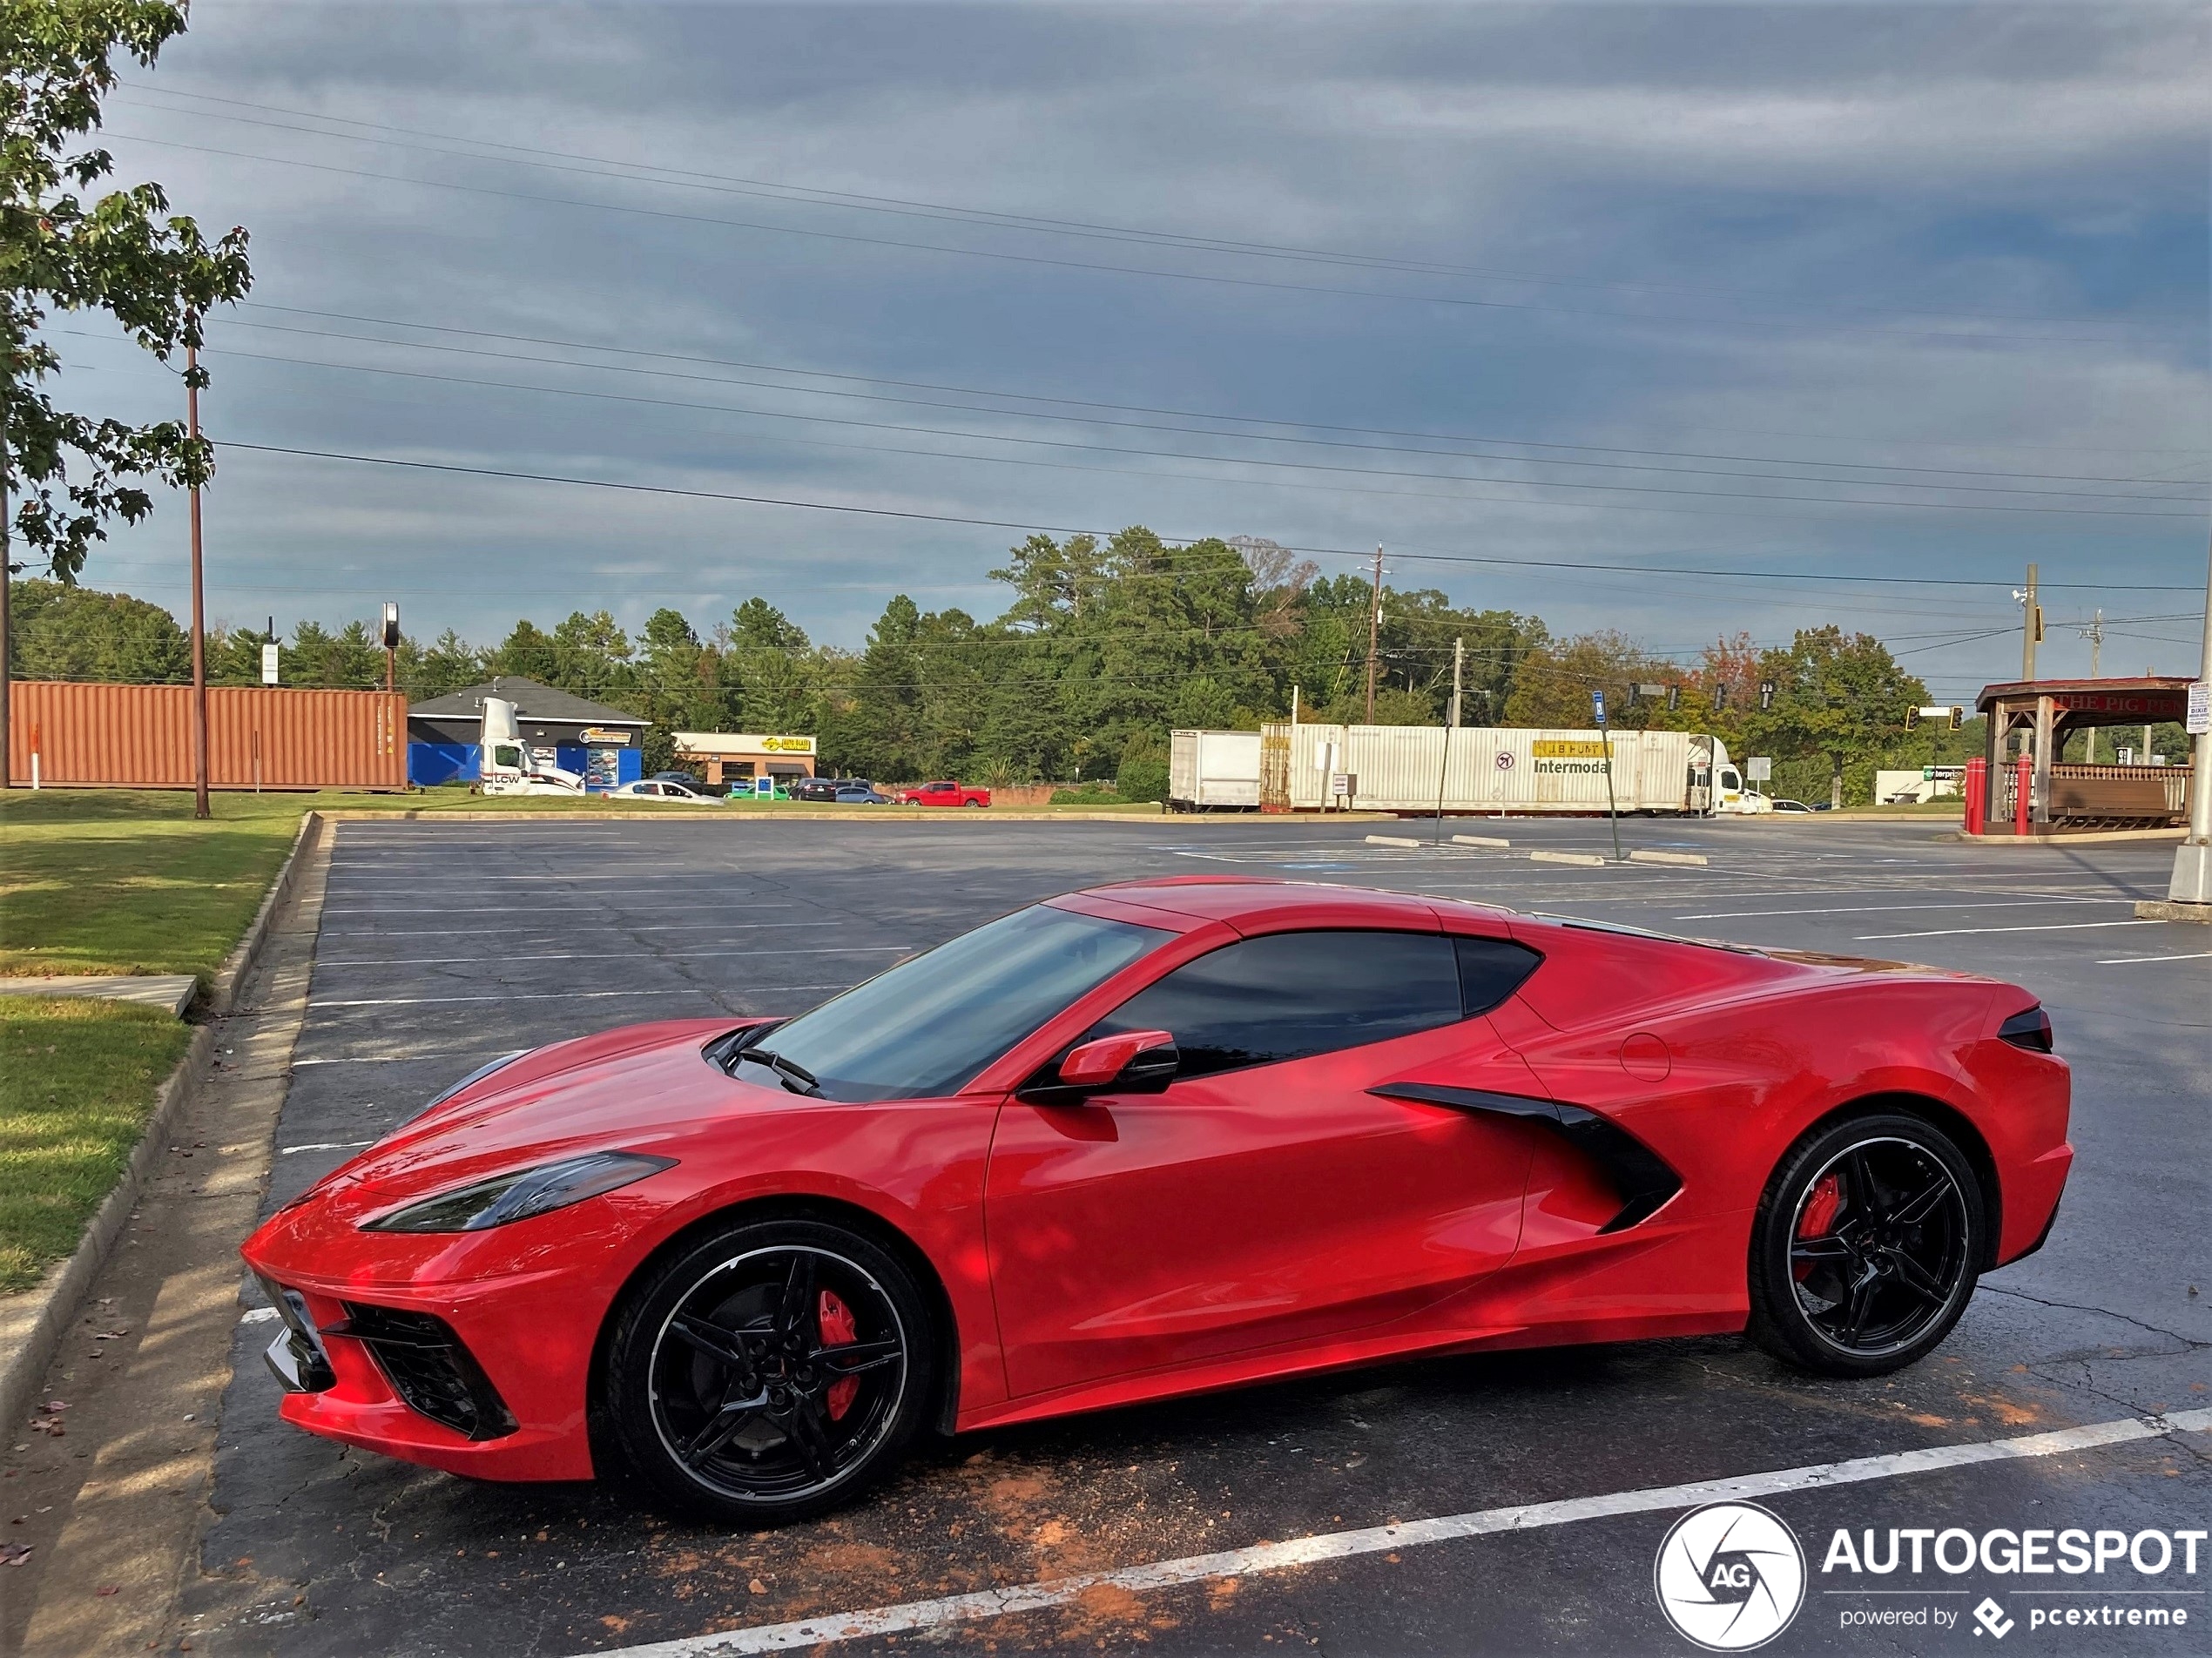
138 816 2211 1655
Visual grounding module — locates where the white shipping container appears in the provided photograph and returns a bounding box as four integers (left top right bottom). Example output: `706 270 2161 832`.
1169 729 1264 808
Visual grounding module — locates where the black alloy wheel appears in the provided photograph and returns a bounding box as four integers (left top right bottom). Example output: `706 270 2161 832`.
1747 1113 1986 1378
605 1219 935 1523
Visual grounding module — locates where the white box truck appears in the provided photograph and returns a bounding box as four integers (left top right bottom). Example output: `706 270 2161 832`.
1170 724 1761 815
1168 730 1264 810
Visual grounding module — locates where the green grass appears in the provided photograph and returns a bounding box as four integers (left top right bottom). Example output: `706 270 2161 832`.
0 996 194 1293
0 789 313 979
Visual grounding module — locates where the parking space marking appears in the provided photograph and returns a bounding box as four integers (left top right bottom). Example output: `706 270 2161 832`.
312 986 848 1008
2095 951 2212 966
279 1140 374 1156
585 1410 2212 1658
1675 899 2119 920
315 921 819 940
313 946 907 968
1852 920 2164 941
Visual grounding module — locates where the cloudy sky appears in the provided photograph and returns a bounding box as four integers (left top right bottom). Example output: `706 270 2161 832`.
57 0 2212 698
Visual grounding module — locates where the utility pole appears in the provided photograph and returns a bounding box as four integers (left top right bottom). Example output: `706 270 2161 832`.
1 370 10 792
186 341 210 820
2086 608 2103 678
2017 563 2041 684
2160 530 2212 907
1364 544 1382 725
1435 636 1463 844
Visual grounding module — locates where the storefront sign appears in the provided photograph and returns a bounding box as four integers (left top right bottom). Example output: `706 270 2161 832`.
578 727 632 745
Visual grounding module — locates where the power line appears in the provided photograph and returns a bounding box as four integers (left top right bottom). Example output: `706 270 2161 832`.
105 127 2171 351
215 303 2207 488
213 439 2209 590
196 342 2206 520
112 82 2191 334
198 325 2206 505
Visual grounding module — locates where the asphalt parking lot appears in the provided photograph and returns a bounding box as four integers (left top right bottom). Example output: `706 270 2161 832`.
190 814 2209 1655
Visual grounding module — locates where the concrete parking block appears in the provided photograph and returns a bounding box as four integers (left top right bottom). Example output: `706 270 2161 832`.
1528 849 1608 866
1451 834 1511 848
1628 849 1710 867
1364 834 1424 848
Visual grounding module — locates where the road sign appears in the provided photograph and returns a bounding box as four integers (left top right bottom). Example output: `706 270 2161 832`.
1591 689 1607 725
2188 680 2209 737
1747 756 1773 782
260 643 280 685
1494 751 1514 770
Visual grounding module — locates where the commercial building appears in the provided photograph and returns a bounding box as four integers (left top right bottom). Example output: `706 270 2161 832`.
407 677 646 790
671 731 817 788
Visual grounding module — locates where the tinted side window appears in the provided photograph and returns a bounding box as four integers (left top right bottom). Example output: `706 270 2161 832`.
1454 935 1542 1016
1089 930 1462 1079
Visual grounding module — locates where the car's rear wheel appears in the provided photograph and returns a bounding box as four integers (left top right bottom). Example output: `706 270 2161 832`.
1747 1112 1985 1378
604 1218 934 1524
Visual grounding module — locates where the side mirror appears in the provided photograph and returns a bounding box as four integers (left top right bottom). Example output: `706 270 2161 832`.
1053 1029 1179 1096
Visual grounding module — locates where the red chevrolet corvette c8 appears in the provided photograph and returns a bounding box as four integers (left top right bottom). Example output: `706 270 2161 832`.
243 878 2071 1521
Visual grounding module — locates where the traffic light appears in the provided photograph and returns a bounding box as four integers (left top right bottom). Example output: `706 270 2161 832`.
1758 679 1776 711
1905 706 1920 730
1711 683 1729 711
1667 684 1682 711
1948 705 1963 731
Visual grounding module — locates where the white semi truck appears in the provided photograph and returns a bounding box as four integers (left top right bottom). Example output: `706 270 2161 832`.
477 696 588 796
1169 724 1766 815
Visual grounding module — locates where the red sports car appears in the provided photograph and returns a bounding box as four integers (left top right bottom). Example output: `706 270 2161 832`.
243 879 2070 1523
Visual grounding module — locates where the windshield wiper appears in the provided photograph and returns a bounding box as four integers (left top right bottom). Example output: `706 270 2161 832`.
741 1047 821 1097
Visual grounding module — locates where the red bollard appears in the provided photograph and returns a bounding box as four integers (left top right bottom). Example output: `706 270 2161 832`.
2013 753 2033 836
1963 758 1986 834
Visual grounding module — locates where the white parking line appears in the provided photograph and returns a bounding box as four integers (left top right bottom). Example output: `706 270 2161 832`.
316 921 818 939
2094 951 2212 966
279 1140 373 1156
314 947 907 968
1676 899 2116 920
313 986 848 1008
580 1410 2212 1658
1852 920 2163 941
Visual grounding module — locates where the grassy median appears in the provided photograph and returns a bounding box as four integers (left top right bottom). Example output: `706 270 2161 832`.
0 996 195 1293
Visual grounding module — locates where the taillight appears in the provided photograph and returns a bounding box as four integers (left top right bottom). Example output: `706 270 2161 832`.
1998 1006 2054 1053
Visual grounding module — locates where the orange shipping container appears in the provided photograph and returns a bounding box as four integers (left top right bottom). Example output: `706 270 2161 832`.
8 682 407 791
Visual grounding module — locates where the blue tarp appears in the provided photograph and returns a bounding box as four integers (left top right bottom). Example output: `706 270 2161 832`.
406 742 640 791
408 742 479 786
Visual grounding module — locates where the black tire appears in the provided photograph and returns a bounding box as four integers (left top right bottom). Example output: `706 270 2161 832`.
604 1217 935 1525
1747 1111 1986 1378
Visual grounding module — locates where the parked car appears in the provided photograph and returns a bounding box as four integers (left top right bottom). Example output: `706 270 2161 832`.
897 779 991 807
604 779 718 804
246 879 2069 1524
651 770 706 789
792 777 844 803
835 785 889 805
1768 799 1817 814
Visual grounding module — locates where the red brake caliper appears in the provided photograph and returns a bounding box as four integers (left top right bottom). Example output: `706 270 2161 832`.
818 1290 860 1419
1794 1173 1844 1282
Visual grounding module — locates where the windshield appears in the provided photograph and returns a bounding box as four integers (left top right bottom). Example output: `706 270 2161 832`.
738 904 1167 1102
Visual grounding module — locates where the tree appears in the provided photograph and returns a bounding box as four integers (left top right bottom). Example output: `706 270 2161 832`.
5 571 182 678
1742 625 1929 804
1501 630 1671 728
489 618 556 682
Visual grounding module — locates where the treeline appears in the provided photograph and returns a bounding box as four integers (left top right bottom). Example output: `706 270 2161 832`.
8 526 2061 799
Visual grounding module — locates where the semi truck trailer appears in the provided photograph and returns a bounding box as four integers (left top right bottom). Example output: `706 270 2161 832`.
1169 724 1763 815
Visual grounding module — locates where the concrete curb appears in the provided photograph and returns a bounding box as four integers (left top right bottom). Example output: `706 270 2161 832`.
2132 900 2212 924
0 811 328 1444
1452 834 1512 849
310 808 1400 825
1364 834 1424 849
1629 849 1710 866
1529 850 1608 867
1939 827 2188 846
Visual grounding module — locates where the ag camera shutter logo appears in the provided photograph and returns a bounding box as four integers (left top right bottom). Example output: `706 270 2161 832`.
1655 1502 1807 1651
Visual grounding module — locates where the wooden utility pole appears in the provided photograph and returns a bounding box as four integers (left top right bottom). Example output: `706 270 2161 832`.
1 379 10 792
1434 636 1463 844
187 342 210 819
1364 544 1382 724
1447 636 1464 729
2019 563 2040 684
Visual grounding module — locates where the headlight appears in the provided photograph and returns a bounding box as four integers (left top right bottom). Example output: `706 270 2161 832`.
404 1049 531 1125
361 1152 675 1233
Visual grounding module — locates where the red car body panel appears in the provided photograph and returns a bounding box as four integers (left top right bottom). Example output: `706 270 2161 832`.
896 780 991 806
242 880 2071 1481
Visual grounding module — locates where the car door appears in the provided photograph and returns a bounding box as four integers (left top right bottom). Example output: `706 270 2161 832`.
984 927 1548 1398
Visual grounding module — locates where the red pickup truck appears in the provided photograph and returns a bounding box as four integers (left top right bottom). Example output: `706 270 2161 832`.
897 779 991 807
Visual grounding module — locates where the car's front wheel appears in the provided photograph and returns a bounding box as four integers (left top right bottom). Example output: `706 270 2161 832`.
604 1217 935 1524
1747 1111 1986 1378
